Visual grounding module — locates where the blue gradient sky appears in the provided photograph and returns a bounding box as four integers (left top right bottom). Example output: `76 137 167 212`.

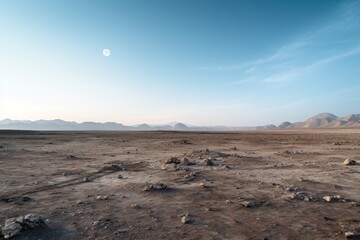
1 0 360 126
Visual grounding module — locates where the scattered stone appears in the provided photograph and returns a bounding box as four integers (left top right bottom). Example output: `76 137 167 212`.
165 157 181 164
143 183 168 191
96 195 109 200
2 221 22 239
181 157 191 166
101 164 124 172
323 196 332 202
345 231 354 239
220 164 230 169
204 158 214 166
184 175 194 181
24 214 43 228
344 159 356 166
66 155 78 160
181 215 191 224
287 192 315 202
350 201 360 207
199 183 208 188
323 195 342 202
1 214 44 239
131 204 140 209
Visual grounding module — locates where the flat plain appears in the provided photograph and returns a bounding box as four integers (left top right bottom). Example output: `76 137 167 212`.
0 129 360 240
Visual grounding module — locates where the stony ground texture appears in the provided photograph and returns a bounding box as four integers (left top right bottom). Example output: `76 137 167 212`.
0 129 360 240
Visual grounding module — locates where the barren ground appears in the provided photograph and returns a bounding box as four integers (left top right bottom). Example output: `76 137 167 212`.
0 129 360 240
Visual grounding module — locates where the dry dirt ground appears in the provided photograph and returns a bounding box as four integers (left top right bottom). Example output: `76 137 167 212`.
0 129 360 240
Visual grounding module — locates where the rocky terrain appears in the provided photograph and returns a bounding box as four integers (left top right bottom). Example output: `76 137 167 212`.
0 129 360 239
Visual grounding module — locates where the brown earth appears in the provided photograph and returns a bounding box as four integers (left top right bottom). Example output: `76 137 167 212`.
0 129 360 240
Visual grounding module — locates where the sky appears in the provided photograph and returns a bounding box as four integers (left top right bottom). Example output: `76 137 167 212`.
0 0 360 126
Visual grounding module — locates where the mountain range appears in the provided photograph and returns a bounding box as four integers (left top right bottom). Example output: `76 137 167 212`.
0 113 359 131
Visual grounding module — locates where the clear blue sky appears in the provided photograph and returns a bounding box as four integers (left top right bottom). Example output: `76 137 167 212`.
1 0 359 126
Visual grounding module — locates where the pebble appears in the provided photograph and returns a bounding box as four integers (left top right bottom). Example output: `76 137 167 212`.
181 216 191 224
344 159 356 165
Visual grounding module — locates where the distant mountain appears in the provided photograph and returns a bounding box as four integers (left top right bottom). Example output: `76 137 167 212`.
279 113 360 129
1 113 359 131
173 123 188 130
278 122 292 128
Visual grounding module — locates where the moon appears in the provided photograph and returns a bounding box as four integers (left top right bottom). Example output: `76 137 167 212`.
102 49 111 57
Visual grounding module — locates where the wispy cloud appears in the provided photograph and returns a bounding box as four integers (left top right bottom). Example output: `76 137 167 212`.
202 1 360 84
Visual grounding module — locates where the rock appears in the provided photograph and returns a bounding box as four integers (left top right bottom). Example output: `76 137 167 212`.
323 196 332 202
66 155 78 160
225 200 232 204
24 214 43 228
323 195 341 202
96 195 108 200
344 159 356 165
181 157 190 165
76 200 84 205
143 183 168 191
199 183 208 188
161 163 179 171
184 173 195 181
165 157 180 164
345 232 354 239
1 214 44 238
131 204 140 209
118 174 123 179
62 172 68 176
93 221 100 226
2 221 22 239
83 177 89 182
181 216 191 224
181 157 196 166
204 158 214 166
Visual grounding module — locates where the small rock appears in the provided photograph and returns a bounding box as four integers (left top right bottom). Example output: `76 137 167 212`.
83 177 89 182
225 199 232 204
323 195 341 202
323 196 332 202
118 174 123 179
131 204 140 209
181 216 191 224
143 183 168 191
76 200 84 205
344 159 356 165
165 157 180 164
199 183 208 188
345 231 354 239
96 195 108 200
181 157 196 166
93 221 100 226
204 158 214 166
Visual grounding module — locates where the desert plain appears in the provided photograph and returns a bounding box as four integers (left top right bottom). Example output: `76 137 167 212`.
0 129 360 240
